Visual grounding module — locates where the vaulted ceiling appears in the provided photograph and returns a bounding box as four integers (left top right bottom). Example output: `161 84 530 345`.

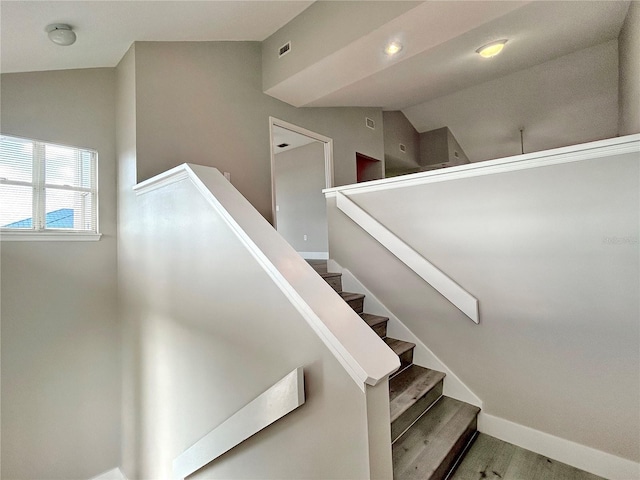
1 1 632 161
0 1 314 73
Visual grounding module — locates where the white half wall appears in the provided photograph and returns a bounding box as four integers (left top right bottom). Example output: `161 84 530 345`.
327 138 640 476
119 169 377 479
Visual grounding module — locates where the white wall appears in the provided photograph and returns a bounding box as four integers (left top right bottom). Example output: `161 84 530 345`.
404 40 619 162
327 149 639 464
619 1 640 135
275 142 327 253
1 68 120 479
133 41 384 222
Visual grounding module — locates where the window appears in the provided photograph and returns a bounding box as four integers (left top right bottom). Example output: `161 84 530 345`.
0 134 99 240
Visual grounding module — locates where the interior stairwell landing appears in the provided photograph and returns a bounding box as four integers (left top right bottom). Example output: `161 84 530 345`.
308 260 480 480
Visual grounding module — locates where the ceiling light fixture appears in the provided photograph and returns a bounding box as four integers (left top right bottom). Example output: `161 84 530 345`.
384 41 403 56
46 24 76 46
476 39 508 58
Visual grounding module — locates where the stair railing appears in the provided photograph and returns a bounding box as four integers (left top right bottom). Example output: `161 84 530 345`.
134 164 399 390
334 191 479 323
173 368 305 479
326 135 640 325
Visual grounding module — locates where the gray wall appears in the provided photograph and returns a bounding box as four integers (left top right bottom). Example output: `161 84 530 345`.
404 40 620 162
382 111 420 177
619 1 640 135
117 41 388 477
419 127 469 166
118 167 371 479
275 142 328 253
133 41 384 222
328 152 639 462
115 45 139 478
445 129 469 165
419 127 449 166
1 69 120 479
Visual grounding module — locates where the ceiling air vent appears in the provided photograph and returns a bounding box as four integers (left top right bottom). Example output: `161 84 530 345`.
399 143 407 153
279 42 291 58
365 117 375 130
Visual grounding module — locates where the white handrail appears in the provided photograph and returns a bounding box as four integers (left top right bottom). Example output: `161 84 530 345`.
173 367 305 479
328 134 640 323
335 192 479 324
134 164 399 390
325 134 640 198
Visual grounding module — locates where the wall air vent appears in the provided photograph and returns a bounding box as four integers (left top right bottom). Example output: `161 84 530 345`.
277 143 289 148
399 143 407 153
365 117 375 130
279 42 291 57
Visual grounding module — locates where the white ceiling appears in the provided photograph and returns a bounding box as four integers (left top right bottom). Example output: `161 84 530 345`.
0 1 313 73
305 1 629 110
0 0 631 162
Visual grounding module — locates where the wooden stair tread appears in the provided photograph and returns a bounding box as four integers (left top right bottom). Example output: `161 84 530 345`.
339 291 365 313
320 271 341 279
393 397 480 480
360 313 388 329
321 271 342 293
340 291 364 300
307 260 328 273
384 337 416 357
389 365 446 423
308 258 480 478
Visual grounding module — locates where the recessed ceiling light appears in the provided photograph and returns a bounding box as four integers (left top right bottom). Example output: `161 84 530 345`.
476 39 508 58
46 24 76 46
384 41 403 56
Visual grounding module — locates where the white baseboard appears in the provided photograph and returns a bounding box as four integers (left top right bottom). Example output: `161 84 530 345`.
328 259 639 480
298 251 329 260
331 262 481 407
89 467 127 480
479 413 640 480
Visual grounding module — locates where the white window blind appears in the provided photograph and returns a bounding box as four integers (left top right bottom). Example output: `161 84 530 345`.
0 134 98 234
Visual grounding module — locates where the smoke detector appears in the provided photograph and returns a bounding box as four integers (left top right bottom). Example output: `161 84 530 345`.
46 24 76 46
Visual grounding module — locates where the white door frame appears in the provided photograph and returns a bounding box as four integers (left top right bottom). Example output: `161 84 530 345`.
269 116 334 229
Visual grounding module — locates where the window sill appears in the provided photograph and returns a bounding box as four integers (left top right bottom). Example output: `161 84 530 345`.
0 231 102 241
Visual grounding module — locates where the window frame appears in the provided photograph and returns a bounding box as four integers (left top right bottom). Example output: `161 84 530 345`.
0 134 101 241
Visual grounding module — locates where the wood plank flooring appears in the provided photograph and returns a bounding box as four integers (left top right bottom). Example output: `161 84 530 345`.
393 397 479 480
450 434 606 480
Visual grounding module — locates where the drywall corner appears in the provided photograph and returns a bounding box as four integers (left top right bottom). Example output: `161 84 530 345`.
619 1 640 135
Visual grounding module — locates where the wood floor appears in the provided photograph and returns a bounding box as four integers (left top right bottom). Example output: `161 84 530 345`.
450 434 605 480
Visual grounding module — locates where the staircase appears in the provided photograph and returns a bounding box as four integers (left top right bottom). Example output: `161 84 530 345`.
309 261 480 480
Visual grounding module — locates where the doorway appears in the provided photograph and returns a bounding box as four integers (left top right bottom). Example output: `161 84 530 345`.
269 117 333 260
356 152 383 183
